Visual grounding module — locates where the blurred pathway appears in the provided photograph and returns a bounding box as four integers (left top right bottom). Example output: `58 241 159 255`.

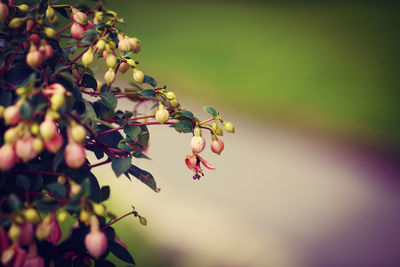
91 101 400 267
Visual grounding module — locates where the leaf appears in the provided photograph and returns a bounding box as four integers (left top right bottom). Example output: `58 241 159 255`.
117 140 132 152
128 165 160 192
19 102 32 120
143 75 157 87
73 100 86 115
95 260 116 267
64 200 81 213
36 200 59 213
16 175 31 191
101 93 117 110
5 195 22 212
38 0 48 16
100 186 110 202
203 106 218 117
108 241 135 264
81 178 91 197
140 89 156 99
4 67 34 86
170 120 193 133
81 74 98 90
96 125 123 149
123 125 141 140
132 151 150 160
83 99 98 119
46 183 67 198
181 110 194 118
53 147 65 171
112 157 132 178
54 6 69 18
56 73 82 101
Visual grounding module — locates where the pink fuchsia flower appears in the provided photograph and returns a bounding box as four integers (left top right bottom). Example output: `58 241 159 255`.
46 213 61 246
210 135 224 155
185 154 215 179
23 242 44 267
84 216 108 259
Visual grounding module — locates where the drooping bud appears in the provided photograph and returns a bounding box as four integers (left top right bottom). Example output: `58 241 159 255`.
8 17 27 29
155 103 170 124
79 210 90 225
118 61 130 73
70 124 86 143
71 8 88 25
1 243 26 267
45 213 61 245
92 203 105 217
105 53 117 68
23 208 41 224
215 127 223 136
69 181 81 196
26 45 43 68
50 93 65 110
96 39 106 51
118 37 131 52
210 135 224 155
46 5 56 20
126 59 136 67
57 210 68 223
128 37 141 53
104 68 116 85
43 27 56 38
191 128 206 154
0 3 9 22
15 134 38 162
49 13 59 25
24 242 44 267
165 92 176 100
84 216 108 259
64 141 86 169
132 69 144 83
170 98 179 108
16 4 30 14
70 22 85 40
8 224 20 242
4 105 21 125
35 216 51 240
57 175 66 184
39 117 57 141
222 121 235 133
42 44 54 59
28 34 40 45
32 137 44 154
43 132 63 153
82 46 94 67
0 144 17 171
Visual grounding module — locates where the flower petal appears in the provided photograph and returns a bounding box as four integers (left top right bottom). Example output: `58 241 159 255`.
198 156 215 170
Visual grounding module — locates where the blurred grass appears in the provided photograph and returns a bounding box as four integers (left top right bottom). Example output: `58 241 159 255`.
107 0 400 146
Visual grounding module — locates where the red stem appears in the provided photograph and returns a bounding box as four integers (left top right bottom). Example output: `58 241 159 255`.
85 158 111 169
102 211 136 230
56 22 73 38
5 43 22 72
199 117 215 125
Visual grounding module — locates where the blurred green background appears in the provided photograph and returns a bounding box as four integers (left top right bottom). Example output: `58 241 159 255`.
109 0 400 147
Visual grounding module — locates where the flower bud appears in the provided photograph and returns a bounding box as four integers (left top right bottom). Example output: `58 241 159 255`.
132 69 144 83
0 105 4 118
8 224 20 242
1 243 26 267
0 3 9 22
39 118 57 141
43 27 56 38
43 132 63 153
49 13 59 25
28 33 40 45
18 222 33 246
43 83 66 95
79 210 90 225
118 37 131 52
155 104 170 124
222 121 235 133
0 144 17 171
26 45 43 68
128 37 141 53
4 105 22 125
210 135 224 155
46 5 55 20
9 17 26 29
35 216 51 240
16 4 30 14
26 19 34 31
165 92 176 100
82 46 94 67
84 216 108 259
104 68 116 85
191 135 206 154
96 39 106 51
70 124 86 143
92 203 105 217
32 137 44 153
212 121 223 136
118 61 130 73
64 141 86 168
70 22 85 40
72 8 88 25
50 93 65 110
57 210 68 223
23 208 41 224
215 127 223 136
15 134 38 162
57 175 66 184
84 20 94 31
194 126 202 137
43 44 54 59
94 11 104 22
105 53 117 68
69 181 81 195
170 98 179 108
126 59 136 67
4 127 20 142
46 214 61 245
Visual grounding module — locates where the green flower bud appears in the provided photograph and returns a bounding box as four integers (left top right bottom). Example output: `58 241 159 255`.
46 5 56 20
82 47 94 68
96 39 106 51
8 224 21 241
170 98 179 108
104 68 116 85
138 215 147 226
57 210 68 222
106 53 117 68
44 27 56 38
9 17 27 29
155 104 170 124
57 175 66 184
0 105 4 118
50 93 65 111
33 137 44 153
126 59 136 67
92 203 105 217
132 69 144 83
165 92 176 100
222 121 235 133
215 127 223 136
16 4 30 14
24 208 41 224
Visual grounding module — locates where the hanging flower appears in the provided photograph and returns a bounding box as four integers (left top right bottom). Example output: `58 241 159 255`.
185 154 215 179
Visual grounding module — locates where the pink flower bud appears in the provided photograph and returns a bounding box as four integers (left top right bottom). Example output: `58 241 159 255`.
26 46 43 69
28 34 39 45
43 132 63 154
118 62 130 73
0 3 8 22
0 227 10 251
210 136 224 155
46 214 61 246
128 38 141 53
84 216 108 259
40 44 53 59
39 118 57 141
15 135 37 163
191 135 206 154
72 9 88 25
43 83 66 96
18 222 33 246
118 38 131 52
70 22 85 40
84 20 94 31
64 142 86 169
4 105 21 125
23 247 44 267
0 144 17 171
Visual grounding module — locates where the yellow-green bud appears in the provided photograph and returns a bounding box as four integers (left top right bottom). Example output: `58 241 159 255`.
70 182 81 195
170 98 179 108
4 128 18 143
35 216 51 240
46 5 56 20
49 14 59 25
79 210 90 225
30 123 39 135
155 104 170 124
104 68 116 85
24 208 41 224
96 39 106 51
8 224 21 241
165 92 176 100
194 126 202 137
92 203 105 217
51 93 65 110
33 137 43 153
44 27 56 38
16 4 30 14
138 215 147 226
126 59 136 67
222 121 235 133
70 124 86 143
9 17 27 29
57 210 68 222
57 175 66 184
16 87 27 96
132 69 144 83
82 47 94 68
94 11 104 21
215 127 223 136
0 106 4 118
106 54 117 68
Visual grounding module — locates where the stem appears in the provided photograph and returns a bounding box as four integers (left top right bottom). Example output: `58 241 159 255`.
199 117 215 125
102 211 136 230
5 43 22 72
86 158 111 169
56 22 73 38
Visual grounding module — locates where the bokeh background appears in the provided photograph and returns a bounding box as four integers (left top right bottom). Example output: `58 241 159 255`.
86 0 400 266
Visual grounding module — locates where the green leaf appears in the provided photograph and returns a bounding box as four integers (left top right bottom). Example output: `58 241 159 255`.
36 200 59 213
143 75 157 87
203 106 218 117
181 110 194 118
81 74 98 90
109 241 135 264
112 157 132 178
132 151 150 160
128 165 160 192
101 92 117 110
81 178 91 197
100 186 110 202
46 183 67 198
20 101 32 120
140 89 156 99
38 0 48 16
123 125 141 140
64 200 81 213
6 195 23 212
117 140 132 152
16 175 31 192
170 120 193 133
83 99 97 119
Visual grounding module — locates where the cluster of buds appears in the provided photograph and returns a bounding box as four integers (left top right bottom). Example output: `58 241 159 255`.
65 122 87 169
25 40 54 69
117 33 141 54
70 8 93 40
165 91 179 109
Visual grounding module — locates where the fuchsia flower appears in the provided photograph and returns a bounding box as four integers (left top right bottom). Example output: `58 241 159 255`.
185 154 215 179
84 216 108 259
